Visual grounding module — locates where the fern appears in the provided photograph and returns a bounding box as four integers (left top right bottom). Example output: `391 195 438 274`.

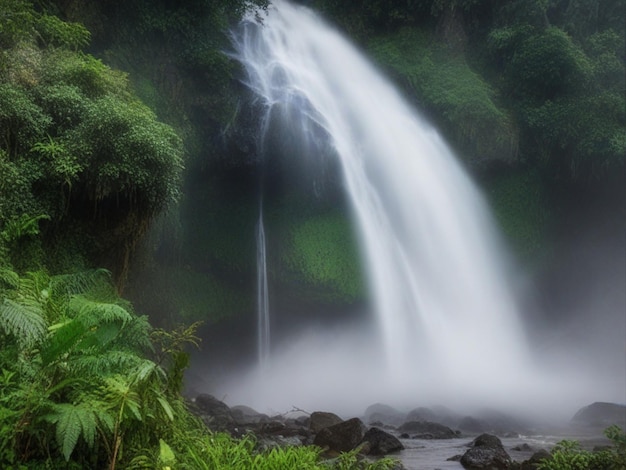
67 349 143 376
0 268 19 290
69 295 133 326
49 269 112 302
45 402 99 461
0 298 47 348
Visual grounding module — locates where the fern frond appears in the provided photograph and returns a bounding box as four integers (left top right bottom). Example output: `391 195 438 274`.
49 269 112 300
44 402 99 461
41 319 85 365
67 349 144 376
70 295 133 326
0 268 19 290
114 315 153 353
0 298 47 348
100 375 143 422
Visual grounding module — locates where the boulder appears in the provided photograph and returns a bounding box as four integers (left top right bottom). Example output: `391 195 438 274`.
361 427 404 455
460 433 512 469
231 405 269 425
571 402 626 428
310 411 344 433
519 449 551 470
398 421 460 439
406 407 438 423
364 403 405 426
193 394 235 431
313 417 366 453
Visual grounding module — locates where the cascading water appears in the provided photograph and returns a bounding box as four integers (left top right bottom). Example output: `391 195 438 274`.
256 206 270 369
221 0 562 414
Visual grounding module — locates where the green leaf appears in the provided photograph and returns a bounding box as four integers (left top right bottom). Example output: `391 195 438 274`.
0 298 47 348
156 396 174 422
159 439 176 465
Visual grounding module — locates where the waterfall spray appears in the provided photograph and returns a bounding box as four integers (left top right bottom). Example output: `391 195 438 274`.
217 0 582 414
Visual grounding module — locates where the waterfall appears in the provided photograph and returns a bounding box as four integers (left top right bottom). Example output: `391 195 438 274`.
225 0 543 412
256 206 270 369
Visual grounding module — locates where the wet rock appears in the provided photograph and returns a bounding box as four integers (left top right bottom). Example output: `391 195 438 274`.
519 449 551 469
406 407 438 423
310 411 343 433
193 394 235 431
361 427 404 455
313 417 367 453
511 443 532 452
571 402 626 428
260 420 286 434
474 409 528 436
364 403 405 426
231 405 269 425
448 454 463 461
460 433 512 469
398 421 460 439
257 435 304 451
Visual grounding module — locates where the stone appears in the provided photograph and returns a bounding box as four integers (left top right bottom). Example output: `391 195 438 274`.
364 403 405 426
519 449 551 469
313 417 366 453
193 394 235 431
310 411 344 433
460 433 512 469
398 421 460 439
231 405 269 425
571 402 626 428
361 427 404 455
406 407 438 423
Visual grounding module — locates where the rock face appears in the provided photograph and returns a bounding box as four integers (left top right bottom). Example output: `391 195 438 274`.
460 434 512 469
193 394 235 431
313 418 367 453
310 411 344 433
398 421 460 439
571 402 626 428
361 427 404 455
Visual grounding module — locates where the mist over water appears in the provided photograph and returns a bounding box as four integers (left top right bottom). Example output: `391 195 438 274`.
203 0 626 420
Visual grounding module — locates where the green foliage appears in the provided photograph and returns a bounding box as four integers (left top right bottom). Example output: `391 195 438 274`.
0 0 35 48
488 169 550 264
0 268 200 468
175 431 397 470
368 27 516 163
283 212 365 303
36 14 90 50
509 27 592 101
0 8 185 276
538 426 626 470
1 213 49 244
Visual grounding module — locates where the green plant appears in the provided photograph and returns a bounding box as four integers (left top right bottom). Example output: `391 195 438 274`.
538 426 626 470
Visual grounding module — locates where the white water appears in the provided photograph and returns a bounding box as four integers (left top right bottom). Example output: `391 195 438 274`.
219 0 613 417
256 206 270 369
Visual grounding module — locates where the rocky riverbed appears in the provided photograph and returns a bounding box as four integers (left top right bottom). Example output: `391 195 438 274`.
189 397 626 469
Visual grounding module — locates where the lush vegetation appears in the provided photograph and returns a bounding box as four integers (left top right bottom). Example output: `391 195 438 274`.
0 268 397 469
537 425 626 470
0 0 184 281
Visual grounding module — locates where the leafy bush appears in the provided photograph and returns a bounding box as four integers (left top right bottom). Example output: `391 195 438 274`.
538 426 626 470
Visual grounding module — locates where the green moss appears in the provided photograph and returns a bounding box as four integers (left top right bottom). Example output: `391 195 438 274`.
282 212 365 303
368 27 517 163
487 169 550 265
